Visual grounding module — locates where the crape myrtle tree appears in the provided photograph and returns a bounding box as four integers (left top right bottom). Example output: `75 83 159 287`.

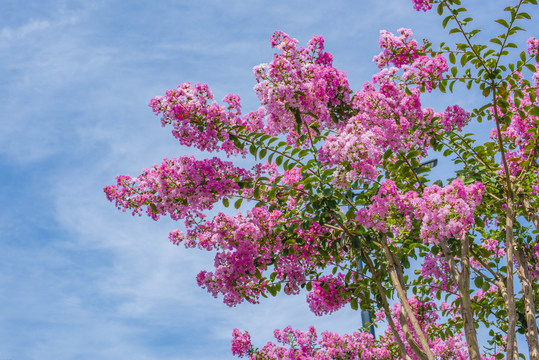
104 0 539 358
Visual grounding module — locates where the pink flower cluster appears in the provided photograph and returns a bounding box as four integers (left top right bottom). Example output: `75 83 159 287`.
104 156 251 225
232 298 470 359
415 178 485 244
385 297 469 360
441 105 470 132
481 238 505 258
253 31 352 146
402 55 449 92
306 273 351 316
374 28 423 69
149 82 247 156
421 253 456 295
412 0 434 12
231 329 252 357
489 71 539 177
318 130 381 187
356 178 485 244
356 180 416 233
473 284 499 301
527 243 539 281
169 207 337 306
527 37 539 56
352 80 430 155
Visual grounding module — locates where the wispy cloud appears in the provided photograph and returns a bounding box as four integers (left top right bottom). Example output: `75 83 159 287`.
2 0 538 359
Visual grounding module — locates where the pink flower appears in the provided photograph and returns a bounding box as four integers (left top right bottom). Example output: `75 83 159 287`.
306 273 352 316
412 0 433 11
231 329 252 357
527 37 539 56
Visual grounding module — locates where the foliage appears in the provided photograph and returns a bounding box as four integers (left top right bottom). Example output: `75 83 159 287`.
105 0 539 359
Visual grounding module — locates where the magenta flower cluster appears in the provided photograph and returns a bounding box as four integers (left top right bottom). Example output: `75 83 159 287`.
231 297 470 359
306 273 352 316
356 178 484 242
412 0 434 12
104 156 251 225
168 207 338 306
489 71 539 177
253 31 352 146
527 37 539 56
373 28 423 69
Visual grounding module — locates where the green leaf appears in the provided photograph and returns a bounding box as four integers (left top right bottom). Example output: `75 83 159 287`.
442 15 452 28
460 54 468 66
495 19 509 28
526 63 537 72
259 148 268 159
474 276 484 289
449 52 456 64
249 144 257 158
350 297 358 310
530 106 539 117
234 198 243 209
223 198 230 207
490 38 503 46
150 203 158 214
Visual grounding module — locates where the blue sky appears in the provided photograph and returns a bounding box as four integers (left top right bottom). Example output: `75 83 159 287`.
1 1 538 359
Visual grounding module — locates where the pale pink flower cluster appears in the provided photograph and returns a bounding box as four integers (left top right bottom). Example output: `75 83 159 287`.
421 253 456 295
169 207 337 306
489 71 539 177
306 273 351 316
386 297 468 360
412 0 434 12
232 298 469 359
314 28 460 188
231 328 252 357
148 82 247 156
253 31 352 146
481 238 505 258
373 28 423 69
473 284 499 301
318 131 381 187
317 74 440 187
415 179 485 244
356 180 416 233
441 105 470 132
104 156 251 225
527 37 539 56
357 178 484 244
527 243 539 280
403 55 449 92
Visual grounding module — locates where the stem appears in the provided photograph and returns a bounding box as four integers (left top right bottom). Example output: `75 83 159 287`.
441 0 490 75
236 133 308 168
515 248 539 360
516 189 539 359
380 236 436 360
363 253 414 360
491 81 518 360
440 133 495 172
493 0 525 71
438 237 481 360
460 233 482 360
398 152 424 192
